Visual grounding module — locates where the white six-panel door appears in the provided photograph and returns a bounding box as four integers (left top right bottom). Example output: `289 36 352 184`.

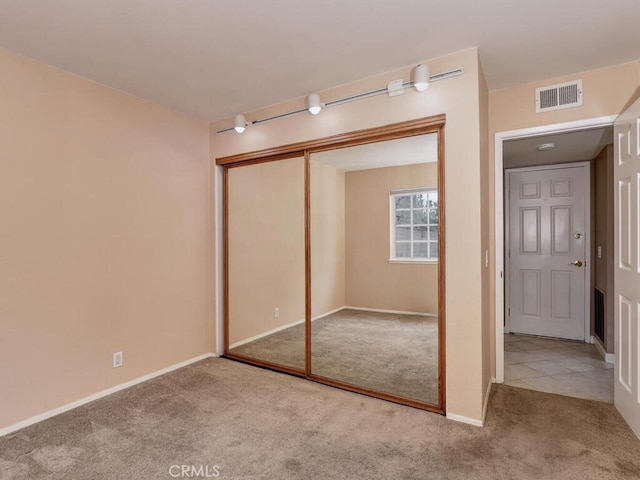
614 97 640 439
508 165 588 340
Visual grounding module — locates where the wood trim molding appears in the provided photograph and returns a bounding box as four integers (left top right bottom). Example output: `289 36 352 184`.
216 115 446 166
223 352 306 377
222 167 230 355
308 373 445 415
223 150 304 168
304 150 312 378
437 123 447 412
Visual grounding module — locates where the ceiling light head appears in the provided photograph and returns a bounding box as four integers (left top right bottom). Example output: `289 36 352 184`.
413 64 430 92
234 114 247 133
537 143 556 151
307 93 322 115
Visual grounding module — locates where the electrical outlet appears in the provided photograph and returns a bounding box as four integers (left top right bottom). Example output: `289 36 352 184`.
274 307 280 318
113 351 123 368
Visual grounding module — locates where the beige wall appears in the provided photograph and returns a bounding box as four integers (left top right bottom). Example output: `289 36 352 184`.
344 163 438 313
227 158 306 345
593 145 615 352
311 161 346 318
490 62 640 134
211 48 487 421
488 60 640 376
0 49 212 429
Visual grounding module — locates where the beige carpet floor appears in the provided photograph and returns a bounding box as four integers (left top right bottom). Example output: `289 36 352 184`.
230 309 439 404
1 358 639 480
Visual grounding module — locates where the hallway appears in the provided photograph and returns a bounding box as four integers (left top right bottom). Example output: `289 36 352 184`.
504 333 613 402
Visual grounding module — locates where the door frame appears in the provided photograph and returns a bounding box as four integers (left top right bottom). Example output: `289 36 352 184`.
505 162 591 340
494 115 617 383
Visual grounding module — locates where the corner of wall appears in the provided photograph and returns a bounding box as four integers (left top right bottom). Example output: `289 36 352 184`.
478 54 492 401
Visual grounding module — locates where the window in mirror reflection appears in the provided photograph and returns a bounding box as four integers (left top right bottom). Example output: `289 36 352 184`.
391 188 438 261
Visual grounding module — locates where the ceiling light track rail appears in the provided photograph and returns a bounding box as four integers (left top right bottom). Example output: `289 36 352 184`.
253 108 308 125
216 67 463 134
430 68 463 82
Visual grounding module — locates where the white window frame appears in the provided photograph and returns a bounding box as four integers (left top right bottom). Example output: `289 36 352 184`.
389 187 438 264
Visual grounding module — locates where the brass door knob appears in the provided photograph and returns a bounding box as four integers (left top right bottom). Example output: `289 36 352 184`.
568 260 584 267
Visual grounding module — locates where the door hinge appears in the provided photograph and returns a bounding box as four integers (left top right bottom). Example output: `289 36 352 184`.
508 307 511 317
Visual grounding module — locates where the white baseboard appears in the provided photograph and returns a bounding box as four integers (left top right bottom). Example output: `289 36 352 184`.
446 412 484 427
446 378 492 428
482 378 493 425
343 306 437 317
0 352 217 438
591 336 615 364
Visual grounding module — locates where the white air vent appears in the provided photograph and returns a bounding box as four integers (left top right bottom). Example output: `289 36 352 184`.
535 80 583 113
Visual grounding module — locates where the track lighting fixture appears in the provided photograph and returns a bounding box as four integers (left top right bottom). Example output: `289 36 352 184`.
413 64 430 92
234 114 247 133
307 93 322 115
219 65 463 134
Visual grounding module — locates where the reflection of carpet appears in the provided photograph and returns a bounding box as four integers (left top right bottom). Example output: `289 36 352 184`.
229 308 439 405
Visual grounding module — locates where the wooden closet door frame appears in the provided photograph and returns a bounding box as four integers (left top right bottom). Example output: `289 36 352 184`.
219 115 446 414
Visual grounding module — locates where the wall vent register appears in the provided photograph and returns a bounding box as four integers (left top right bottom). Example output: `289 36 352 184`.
535 80 583 113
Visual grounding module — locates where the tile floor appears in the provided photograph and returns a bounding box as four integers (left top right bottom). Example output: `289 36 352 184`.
504 333 614 403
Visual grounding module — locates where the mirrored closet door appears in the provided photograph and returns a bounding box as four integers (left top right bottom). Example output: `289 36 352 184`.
309 134 440 405
225 156 306 374
220 116 445 413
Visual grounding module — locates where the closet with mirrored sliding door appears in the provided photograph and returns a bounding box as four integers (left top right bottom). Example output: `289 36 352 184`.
220 116 446 413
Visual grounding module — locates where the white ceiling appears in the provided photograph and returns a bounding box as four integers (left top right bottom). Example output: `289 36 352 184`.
312 134 437 171
1 1 639 121
503 126 613 169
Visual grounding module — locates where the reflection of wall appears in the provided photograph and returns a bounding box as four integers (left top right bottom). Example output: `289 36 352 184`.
231 158 435 343
228 158 305 345
345 163 438 313
311 161 346 318
593 145 614 353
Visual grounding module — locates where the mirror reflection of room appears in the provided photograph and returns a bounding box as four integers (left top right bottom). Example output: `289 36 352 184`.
226 157 306 372
310 133 439 405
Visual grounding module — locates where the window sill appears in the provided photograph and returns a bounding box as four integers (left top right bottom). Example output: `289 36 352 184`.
388 259 438 265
